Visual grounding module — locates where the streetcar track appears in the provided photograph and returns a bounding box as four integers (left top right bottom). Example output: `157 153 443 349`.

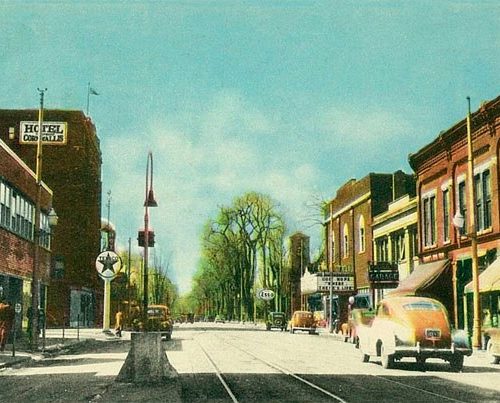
199 331 474 403
195 334 347 402
197 341 238 403
372 375 468 403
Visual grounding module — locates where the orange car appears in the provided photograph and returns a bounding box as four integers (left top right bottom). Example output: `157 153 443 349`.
289 311 317 334
358 296 472 371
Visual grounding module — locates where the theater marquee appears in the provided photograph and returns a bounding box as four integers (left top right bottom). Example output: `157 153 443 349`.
20 121 68 145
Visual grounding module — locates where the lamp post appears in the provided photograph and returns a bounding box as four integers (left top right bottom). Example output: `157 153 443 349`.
31 87 50 351
452 97 481 350
142 151 158 326
465 97 481 350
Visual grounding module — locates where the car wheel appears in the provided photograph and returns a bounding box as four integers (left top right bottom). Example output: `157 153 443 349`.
450 354 464 372
416 356 426 369
361 353 370 363
165 333 171 341
380 345 394 369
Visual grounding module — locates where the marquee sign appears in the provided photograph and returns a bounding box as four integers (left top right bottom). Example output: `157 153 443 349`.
369 262 399 289
301 270 355 294
19 121 68 145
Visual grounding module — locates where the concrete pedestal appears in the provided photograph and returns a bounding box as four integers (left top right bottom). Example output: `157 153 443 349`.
116 332 178 384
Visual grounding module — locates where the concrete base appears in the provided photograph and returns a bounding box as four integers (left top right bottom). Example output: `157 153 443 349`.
115 332 178 384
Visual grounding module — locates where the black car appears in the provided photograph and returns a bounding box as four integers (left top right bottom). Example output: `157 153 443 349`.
266 311 286 331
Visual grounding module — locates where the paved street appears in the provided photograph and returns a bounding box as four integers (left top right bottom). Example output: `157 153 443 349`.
1 323 499 402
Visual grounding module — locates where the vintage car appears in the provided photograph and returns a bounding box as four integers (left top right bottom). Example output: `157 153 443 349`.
484 327 500 364
357 296 472 371
214 314 225 323
146 304 173 340
346 307 375 345
289 310 317 334
266 311 286 331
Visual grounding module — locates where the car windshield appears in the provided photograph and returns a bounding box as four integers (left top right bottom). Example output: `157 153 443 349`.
148 308 164 316
402 301 441 311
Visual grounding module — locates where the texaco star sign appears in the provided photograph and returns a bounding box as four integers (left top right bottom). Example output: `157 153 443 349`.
95 250 122 281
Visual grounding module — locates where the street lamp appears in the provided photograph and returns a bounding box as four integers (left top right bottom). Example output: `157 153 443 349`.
452 97 481 350
141 151 157 327
31 88 59 350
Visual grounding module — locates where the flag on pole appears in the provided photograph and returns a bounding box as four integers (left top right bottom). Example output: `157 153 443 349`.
89 87 100 96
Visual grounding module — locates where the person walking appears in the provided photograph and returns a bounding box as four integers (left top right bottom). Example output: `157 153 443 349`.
0 297 15 352
114 309 123 337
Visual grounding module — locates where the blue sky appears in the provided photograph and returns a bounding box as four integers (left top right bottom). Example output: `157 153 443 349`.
1 1 499 294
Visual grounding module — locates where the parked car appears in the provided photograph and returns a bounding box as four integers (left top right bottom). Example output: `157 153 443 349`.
289 311 317 334
357 296 472 371
484 327 500 364
266 312 286 331
347 307 375 345
146 304 173 340
214 314 225 323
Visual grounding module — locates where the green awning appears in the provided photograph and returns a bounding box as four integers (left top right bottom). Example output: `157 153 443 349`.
465 257 500 293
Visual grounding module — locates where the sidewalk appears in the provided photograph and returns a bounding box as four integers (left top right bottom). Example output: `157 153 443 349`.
0 327 121 369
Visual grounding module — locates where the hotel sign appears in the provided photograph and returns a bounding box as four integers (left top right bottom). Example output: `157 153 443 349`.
369 262 399 289
20 121 68 145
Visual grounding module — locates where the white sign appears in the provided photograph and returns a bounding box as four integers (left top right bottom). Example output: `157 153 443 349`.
301 270 355 294
19 121 68 145
95 251 122 281
257 289 275 301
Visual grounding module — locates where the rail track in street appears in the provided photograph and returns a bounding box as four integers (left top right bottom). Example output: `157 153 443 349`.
193 331 479 403
195 333 347 402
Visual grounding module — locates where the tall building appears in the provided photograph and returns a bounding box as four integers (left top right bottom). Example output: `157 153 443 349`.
323 171 415 324
0 109 102 327
408 96 500 332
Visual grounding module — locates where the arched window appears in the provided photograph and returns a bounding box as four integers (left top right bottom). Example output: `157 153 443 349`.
358 215 366 253
343 223 349 258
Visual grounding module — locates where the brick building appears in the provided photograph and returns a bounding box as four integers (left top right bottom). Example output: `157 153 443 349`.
0 110 102 327
0 138 53 331
408 96 500 332
323 171 415 323
288 232 310 315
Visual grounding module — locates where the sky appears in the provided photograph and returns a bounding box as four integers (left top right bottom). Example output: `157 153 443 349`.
1 1 499 294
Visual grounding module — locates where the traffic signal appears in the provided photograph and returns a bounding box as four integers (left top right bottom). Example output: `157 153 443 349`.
137 230 155 247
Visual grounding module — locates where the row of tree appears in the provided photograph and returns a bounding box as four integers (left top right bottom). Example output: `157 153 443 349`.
187 191 291 321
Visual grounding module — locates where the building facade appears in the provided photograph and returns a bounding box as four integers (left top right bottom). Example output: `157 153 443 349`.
0 109 102 328
0 138 54 332
408 96 500 333
323 171 415 324
288 232 310 316
372 194 418 304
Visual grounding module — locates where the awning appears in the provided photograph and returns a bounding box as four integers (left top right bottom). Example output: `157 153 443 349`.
464 257 500 293
387 259 449 296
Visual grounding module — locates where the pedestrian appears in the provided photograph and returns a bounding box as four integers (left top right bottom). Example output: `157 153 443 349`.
0 297 15 352
115 309 123 337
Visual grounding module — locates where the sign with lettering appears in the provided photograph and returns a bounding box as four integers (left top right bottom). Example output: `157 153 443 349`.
19 121 68 145
301 270 355 294
369 262 399 289
95 251 122 281
257 289 275 301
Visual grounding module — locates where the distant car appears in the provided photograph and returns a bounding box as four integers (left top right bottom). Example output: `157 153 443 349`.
357 296 472 371
266 312 286 331
289 311 317 334
484 328 500 364
146 304 173 340
214 314 225 323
